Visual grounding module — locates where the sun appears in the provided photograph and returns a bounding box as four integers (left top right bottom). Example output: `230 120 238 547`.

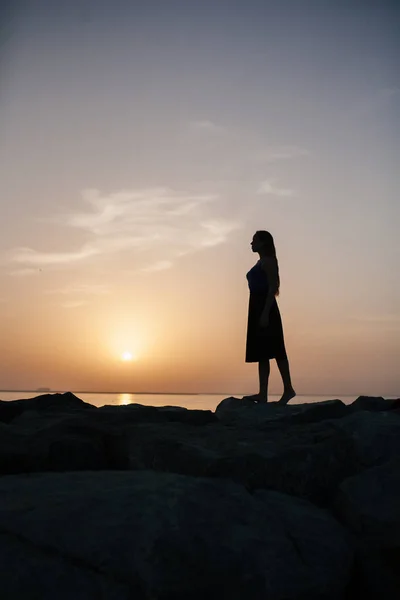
121 351 135 361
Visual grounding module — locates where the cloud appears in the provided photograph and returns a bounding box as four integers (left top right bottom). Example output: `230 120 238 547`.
45 283 110 308
257 180 295 197
61 300 90 309
140 261 174 273
198 220 242 247
45 283 110 295
9 268 41 277
189 120 224 134
257 146 309 163
7 187 241 269
9 245 99 266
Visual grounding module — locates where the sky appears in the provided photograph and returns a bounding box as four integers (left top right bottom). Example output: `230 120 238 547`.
0 0 399 396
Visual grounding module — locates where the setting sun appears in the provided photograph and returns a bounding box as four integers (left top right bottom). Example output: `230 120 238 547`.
121 351 135 362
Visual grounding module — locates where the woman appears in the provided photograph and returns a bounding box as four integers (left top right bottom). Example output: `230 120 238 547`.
244 230 296 404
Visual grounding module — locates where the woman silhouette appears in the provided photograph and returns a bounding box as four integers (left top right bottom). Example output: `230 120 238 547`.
244 231 296 404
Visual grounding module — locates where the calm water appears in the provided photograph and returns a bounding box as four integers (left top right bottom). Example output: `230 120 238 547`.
0 391 390 411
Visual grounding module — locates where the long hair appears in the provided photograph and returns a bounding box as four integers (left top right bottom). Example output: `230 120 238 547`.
255 230 280 296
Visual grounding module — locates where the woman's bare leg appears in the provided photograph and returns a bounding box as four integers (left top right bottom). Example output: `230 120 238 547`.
242 359 270 403
276 357 296 404
258 358 270 402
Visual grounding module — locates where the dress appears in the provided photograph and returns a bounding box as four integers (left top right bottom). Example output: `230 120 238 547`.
245 261 287 362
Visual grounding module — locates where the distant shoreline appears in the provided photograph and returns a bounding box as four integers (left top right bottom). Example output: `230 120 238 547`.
0 389 375 397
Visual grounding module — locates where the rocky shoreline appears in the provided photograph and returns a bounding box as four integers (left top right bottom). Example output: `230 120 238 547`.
0 392 399 599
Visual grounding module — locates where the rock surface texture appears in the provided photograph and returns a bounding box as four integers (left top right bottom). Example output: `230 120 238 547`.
0 392 399 599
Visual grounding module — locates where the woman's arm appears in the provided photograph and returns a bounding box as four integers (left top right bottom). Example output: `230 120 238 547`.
260 257 279 318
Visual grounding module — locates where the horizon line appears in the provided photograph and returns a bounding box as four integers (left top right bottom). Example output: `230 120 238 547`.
0 389 376 397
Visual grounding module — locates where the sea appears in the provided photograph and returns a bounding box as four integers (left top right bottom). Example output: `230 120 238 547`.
1 391 396 411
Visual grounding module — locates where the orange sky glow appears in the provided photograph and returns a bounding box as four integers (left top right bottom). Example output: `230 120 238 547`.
0 2 398 396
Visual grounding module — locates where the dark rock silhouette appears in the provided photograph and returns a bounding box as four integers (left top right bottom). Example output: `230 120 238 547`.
349 395 400 412
333 458 400 599
0 392 399 599
0 391 94 424
0 471 352 600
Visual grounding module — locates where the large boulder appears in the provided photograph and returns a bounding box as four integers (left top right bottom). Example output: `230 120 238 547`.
0 533 131 600
349 396 400 413
0 471 353 600
0 392 94 423
100 420 358 505
0 412 367 505
9 403 216 434
0 414 117 474
333 458 400 541
215 398 348 428
332 458 400 599
1 404 216 475
3 402 399 508
96 403 217 425
121 422 221 475
208 426 357 505
0 424 33 474
325 411 400 468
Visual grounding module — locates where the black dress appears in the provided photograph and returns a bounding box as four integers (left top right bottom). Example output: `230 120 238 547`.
245 261 287 362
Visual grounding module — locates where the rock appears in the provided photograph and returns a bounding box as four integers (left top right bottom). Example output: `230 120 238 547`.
0 415 117 474
333 458 400 541
47 435 108 471
332 459 400 599
97 403 217 425
100 419 360 506
9 410 83 434
208 426 357 505
0 533 131 600
0 401 25 424
326 411 400 469
3 403 399 508
0 392 94 424
346 546 400 600
215 397 348 428
255 490 354 596
0 424 33 474
0 471 353 600
114 410 400 507
1 394 397 597
350 395 399 412
287 400 348 424
124 425 220 475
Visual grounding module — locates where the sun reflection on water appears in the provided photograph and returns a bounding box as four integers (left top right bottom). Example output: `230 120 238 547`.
118 393 134 406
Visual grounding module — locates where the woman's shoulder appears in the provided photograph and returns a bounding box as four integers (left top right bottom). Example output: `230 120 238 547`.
259 256 278 275
259 256 277 265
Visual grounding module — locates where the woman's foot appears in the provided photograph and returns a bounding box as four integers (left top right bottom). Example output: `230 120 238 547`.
278 388 296 405
242 394 268 403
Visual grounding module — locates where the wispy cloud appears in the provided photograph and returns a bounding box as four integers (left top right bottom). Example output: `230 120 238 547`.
45 283 110 296
198 220 241 247
7 187 241 269
140 261 174 273
61 300 90 309
257 179 295 197
257 145 309 163
189 120 224 134
9 268 42 277
10 245 99 266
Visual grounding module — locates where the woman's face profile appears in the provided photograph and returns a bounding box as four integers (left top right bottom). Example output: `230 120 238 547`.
251 234 261 252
